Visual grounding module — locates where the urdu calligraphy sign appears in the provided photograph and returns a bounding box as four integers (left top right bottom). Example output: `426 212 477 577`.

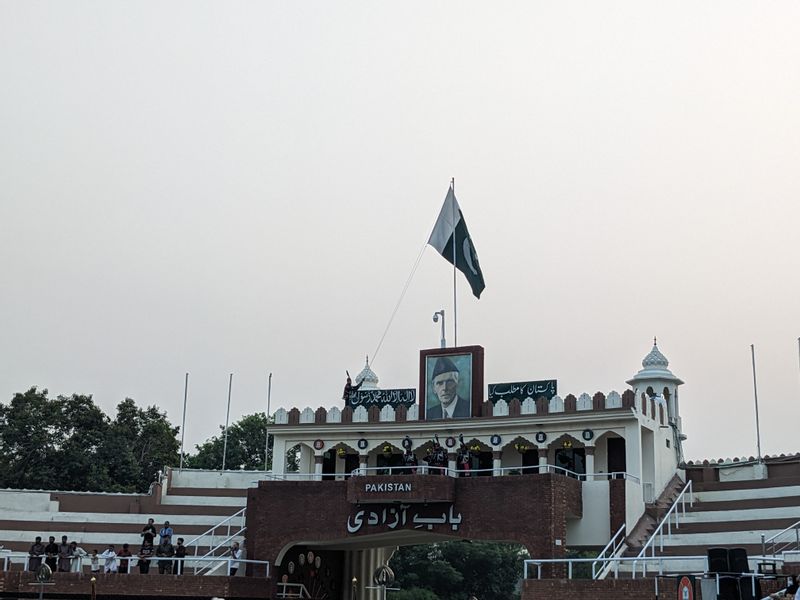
346 388 416 409
346 503 463 534
488 380 557 403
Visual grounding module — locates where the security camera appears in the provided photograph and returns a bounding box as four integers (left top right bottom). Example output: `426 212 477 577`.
432 313 439 323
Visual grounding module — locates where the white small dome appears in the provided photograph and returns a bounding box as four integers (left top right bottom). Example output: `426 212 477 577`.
626 339 684 387
355 356 379 390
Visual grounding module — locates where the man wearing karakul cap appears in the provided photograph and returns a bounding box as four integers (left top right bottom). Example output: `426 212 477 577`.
426 356 470 420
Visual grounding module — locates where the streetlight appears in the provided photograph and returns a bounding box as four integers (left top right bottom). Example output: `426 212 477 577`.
432 310 446 348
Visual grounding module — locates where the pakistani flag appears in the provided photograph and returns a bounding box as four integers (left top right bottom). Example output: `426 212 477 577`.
428 187 486 298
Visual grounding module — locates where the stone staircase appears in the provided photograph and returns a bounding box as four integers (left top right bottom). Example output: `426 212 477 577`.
624 475 800 572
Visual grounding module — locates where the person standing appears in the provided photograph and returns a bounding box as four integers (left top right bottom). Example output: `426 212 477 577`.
69 541 87 573
28 537 45 571
156 537 175 574
141 518 156 544
158 521 173 543
44 536 58 571
138 540 153 574
89 550 100 575
99 544 118 573
117 543 132 574
57 536 72 572
229 542 241 576
173 538 187 575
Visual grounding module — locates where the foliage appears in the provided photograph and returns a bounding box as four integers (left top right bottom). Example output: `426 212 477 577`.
186 412 297 471
389 541 528 600
0 388 178 493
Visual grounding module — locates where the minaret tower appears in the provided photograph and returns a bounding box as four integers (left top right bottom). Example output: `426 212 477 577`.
626 338 685 432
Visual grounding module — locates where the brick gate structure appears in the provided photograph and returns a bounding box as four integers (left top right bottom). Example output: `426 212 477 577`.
246 473 581 599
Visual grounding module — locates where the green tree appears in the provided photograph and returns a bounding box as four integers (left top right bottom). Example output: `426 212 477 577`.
389 541 528 600
187 412 297 471
0 389 180 493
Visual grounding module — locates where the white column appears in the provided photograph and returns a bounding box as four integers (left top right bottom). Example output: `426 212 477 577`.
493 451 502 476
359 454 368 475
314 455 323 481
585 448 595 477
448 453 457 477
538 448 548 473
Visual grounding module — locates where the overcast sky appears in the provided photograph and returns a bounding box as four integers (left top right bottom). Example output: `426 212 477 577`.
1 2 799 462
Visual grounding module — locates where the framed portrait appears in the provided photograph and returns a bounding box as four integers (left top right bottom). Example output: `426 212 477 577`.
419 345 484 421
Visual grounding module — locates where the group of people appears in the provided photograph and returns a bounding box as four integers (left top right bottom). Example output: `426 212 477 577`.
27 519 190 575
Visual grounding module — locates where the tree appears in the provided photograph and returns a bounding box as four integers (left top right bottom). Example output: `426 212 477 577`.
186 412 297 471
0 388 180 493
389 541 528 600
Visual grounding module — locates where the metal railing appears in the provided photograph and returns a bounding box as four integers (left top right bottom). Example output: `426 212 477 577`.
592 524 627 579
349 464 641 483
763 519 800 556
2 552 269 577
182 507 246 575
525 556 777 599
633 480 693 571
526 554 776 581
263 466 642 483
277 582 311 598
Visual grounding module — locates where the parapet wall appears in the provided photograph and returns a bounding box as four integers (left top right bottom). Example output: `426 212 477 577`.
273 389 668 426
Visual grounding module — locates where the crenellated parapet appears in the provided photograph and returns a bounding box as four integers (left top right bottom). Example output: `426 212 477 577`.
271 387 668 426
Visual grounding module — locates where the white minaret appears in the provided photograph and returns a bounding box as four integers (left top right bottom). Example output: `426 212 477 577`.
354 355 379 390
626 338 685 431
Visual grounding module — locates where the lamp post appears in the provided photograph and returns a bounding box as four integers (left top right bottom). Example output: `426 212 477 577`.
432 310 446 348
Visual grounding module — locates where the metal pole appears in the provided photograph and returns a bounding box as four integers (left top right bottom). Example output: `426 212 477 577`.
451 177 457 347
179 372 189 471
751 345 763 462
440 310 446 348
222 373 233 471
265 372 272 471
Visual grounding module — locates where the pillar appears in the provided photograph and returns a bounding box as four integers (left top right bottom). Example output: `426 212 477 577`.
538 448 548 474
359 454 368 476
585 446 595 478
493 451 502 476
448 452 457 477
314 455 323 481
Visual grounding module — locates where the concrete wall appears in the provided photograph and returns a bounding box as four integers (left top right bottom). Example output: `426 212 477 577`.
169 469 269 490
566 480 610 546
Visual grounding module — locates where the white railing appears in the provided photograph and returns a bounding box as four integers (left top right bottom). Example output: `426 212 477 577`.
526 554 775 580
186 506 247 555
277 582 311 598
592 524 627 579
2 552 269 577
633 480 693 571
350 464 641 483
763 519 800 556
524 556 777 598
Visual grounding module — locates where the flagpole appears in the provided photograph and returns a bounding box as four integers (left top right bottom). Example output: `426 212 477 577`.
451 177 457 347
179 372 189 471
265 372 272 471
222 373 233 471
750 344 762 463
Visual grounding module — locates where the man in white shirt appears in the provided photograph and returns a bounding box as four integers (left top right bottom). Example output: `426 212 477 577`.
99 545 118 573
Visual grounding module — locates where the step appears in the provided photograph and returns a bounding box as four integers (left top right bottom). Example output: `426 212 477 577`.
691 496 800 512
694 486 800 502
682 506 800 523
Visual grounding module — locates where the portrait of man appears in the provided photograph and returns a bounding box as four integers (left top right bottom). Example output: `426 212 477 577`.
425 354 472 420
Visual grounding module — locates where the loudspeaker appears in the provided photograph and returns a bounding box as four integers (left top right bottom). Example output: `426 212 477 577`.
707 547 731 573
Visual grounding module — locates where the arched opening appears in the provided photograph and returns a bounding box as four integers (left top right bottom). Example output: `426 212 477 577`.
371 441 404 475
549 435 585 478
459 438 493 476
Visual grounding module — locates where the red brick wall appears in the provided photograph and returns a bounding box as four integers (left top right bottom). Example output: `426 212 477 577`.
609 478 626 535
246 474 582 570
524 577 782 600
0 571 269 599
